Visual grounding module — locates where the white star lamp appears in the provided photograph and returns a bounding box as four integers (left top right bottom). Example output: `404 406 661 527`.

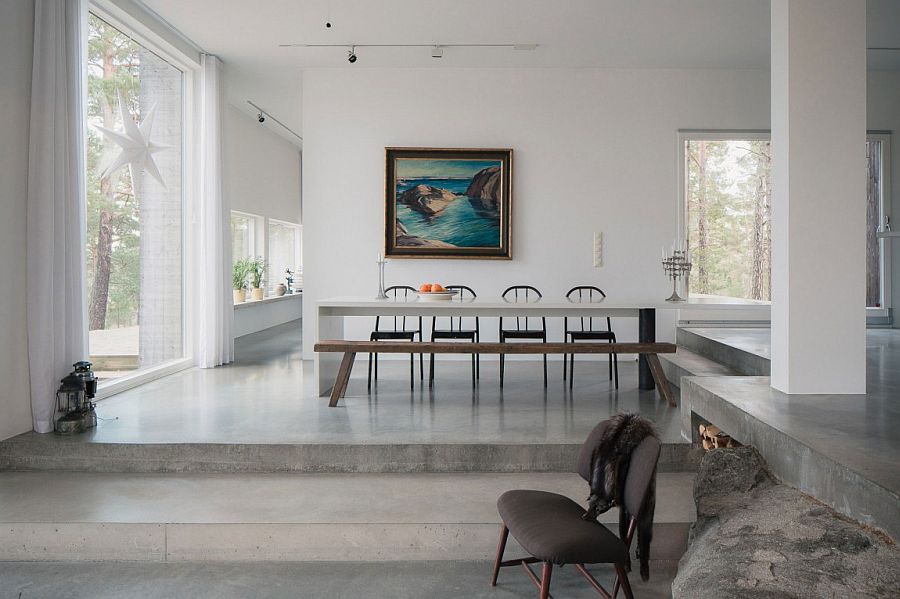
94 89 169 190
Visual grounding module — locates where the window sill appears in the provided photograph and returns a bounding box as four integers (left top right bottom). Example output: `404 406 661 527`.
234 291 302 310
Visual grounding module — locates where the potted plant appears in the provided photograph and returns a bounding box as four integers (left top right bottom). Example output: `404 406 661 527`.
249 257 267 301
232 258 251 303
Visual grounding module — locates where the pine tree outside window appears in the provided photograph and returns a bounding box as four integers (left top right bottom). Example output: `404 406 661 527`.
679 131 891 310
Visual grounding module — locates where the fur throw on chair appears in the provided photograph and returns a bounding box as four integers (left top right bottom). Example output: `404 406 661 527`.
582 413 658 581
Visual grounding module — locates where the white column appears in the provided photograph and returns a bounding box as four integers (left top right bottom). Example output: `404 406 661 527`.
770 0 867 394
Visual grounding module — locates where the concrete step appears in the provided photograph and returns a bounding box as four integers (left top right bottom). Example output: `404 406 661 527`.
675 328 770 376
659 347 740 388
0 437 701 474
0 471 695 562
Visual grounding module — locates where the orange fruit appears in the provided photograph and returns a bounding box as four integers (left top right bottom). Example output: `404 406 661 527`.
432 283 445 292
419 283 433 293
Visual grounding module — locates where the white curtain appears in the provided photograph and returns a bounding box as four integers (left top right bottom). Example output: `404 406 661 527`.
26 0 89 433
197 54 233 368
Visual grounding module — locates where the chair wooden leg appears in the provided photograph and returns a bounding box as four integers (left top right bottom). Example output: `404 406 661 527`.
614 563 634 599
539 562 553 599
490 524 509 586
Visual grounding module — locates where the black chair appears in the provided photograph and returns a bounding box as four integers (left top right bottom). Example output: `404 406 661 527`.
499 285 547 387
429 285 480 387
564 286 618 389
491 418 661 599
368 285 424 390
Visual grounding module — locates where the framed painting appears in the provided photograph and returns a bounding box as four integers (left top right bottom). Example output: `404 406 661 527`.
385 147 512 259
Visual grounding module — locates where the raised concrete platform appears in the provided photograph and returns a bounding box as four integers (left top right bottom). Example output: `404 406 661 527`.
677 328 900 540
675 327 770 376
0 324 697 473
0 471 695 563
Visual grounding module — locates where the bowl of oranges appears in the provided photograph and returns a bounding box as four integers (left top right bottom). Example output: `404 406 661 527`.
417 283 457 301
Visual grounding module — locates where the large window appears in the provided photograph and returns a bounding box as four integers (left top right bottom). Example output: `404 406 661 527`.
680 132 891 308
230 211 261 263
267 220 302 294
85 13 185 381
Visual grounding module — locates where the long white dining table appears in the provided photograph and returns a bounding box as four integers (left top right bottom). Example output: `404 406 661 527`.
314 296 770 396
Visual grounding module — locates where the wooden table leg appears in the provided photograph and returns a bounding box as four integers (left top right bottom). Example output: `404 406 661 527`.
329 352 357 407
645 353 676 407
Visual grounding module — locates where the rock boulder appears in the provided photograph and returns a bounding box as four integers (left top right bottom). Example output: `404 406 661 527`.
465 166 501 213
398 184 458 216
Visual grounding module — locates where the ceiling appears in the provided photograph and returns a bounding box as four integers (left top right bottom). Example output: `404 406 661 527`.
141 0 900 136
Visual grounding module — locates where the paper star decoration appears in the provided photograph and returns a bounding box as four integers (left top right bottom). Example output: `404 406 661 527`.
94 89 169 190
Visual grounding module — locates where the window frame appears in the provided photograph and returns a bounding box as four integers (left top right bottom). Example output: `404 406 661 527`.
231 210 265 263
87 1 198 399
266 218 302 294
676 129 892 316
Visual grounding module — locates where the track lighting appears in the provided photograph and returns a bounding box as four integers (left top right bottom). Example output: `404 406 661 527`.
347 46 357 63
257 112 265 123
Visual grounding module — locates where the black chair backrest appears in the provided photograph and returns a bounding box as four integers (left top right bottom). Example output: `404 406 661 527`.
376 285 418 332
501 285 543 331
436 285 477 331
576 419 660 518
565 285 611 332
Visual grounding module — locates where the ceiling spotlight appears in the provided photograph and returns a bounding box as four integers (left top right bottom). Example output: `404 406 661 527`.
325 21 332 29
431 45 443 59
347 46 357 64
257 112 265 123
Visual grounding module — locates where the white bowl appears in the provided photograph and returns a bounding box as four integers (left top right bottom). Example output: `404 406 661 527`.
417 291 458 301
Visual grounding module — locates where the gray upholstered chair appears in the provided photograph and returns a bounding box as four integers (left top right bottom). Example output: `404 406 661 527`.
491 419 661 599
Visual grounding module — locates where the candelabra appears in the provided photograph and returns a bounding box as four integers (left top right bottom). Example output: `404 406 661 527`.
375 253 388 300
662 249 692 302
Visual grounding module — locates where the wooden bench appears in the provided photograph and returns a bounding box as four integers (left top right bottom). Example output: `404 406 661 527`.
314 340 676 408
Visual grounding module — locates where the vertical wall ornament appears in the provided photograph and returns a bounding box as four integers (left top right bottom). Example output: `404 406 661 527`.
94 89 169 189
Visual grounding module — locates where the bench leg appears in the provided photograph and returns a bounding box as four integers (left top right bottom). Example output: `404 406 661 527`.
329 352 356 407
645 353 675 407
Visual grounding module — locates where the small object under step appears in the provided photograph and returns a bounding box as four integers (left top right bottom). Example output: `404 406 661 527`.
698 422 741 451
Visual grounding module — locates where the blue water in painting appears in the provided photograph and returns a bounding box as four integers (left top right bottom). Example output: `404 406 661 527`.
396 178 500 248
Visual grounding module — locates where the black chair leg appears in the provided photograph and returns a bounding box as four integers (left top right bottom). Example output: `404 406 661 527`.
409 353 414 390
500 353 505 388
367 353 373 390
569 352 575 389
471 353 476 387
613 353 619 389
563 350 567 381
490 524 509 586
374 353 378 380
429 352 435 388
543 354 548 387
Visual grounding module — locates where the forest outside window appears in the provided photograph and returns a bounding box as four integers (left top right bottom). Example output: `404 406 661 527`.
680 131 891 308
85 12 186 381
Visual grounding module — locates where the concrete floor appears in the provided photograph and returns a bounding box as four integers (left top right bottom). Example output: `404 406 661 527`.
0 560 679 599
21 321 683 445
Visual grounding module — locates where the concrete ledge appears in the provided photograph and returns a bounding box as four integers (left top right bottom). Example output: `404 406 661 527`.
681 376 900 540
0 440 701 474
676 328 770 376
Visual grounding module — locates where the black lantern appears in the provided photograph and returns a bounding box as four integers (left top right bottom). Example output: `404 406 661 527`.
54 362 97 435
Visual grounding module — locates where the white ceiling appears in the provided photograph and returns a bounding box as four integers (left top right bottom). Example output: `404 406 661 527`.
141 0 900 135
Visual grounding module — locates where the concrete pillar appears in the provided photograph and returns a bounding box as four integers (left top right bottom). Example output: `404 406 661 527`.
770 0 867 393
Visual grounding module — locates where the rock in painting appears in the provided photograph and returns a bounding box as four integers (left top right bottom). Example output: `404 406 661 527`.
396 220 457 248
465 166 501 213
398 184 458 216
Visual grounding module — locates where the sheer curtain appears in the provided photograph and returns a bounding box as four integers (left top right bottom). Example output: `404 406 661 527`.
26 0 89 433
197 54 233 367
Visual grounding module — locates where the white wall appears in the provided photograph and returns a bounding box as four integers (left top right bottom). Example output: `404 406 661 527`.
224 103 301 224
868 71 900 326
301 67 772 358
0 0 34 440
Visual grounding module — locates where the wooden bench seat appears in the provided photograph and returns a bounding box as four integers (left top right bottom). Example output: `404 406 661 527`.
314 340 676 407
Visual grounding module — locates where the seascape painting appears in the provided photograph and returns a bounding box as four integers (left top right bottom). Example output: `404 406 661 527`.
385 148 512 259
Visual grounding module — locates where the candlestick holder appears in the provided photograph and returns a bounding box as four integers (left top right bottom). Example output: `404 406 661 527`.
662 249 692 302
375 256 388 300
